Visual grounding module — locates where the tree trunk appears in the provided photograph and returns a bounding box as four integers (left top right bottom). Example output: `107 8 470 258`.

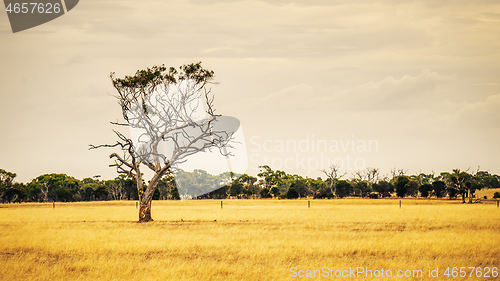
138 178 155 222
139 199 153 222
137 165 171 223
468 188 473 204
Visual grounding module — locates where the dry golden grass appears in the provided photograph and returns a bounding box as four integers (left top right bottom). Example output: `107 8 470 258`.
0 199 499 280
476 188 500 200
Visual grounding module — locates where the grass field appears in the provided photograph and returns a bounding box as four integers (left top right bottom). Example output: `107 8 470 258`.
0 199 499 280
476 188 500 200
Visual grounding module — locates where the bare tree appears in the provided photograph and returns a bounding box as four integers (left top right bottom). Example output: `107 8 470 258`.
322 164 346 198
90 62 234 222
390 168 407 180
352 170 365 182
365 167 380 185
108 180 125 200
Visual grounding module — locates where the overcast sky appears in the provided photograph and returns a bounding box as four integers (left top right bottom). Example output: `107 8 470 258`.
1 0 499 182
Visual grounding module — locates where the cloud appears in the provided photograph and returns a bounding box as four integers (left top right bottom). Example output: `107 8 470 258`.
249 69 456 112
333 69 456 110
455 94 500 128
254 83 316 110
2 0 500 181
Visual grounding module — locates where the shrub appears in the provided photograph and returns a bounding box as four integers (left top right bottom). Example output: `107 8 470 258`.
493 192 500 199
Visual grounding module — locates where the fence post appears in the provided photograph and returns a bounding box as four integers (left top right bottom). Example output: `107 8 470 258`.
221 201 223 209
136 202 138 209
53 202 55 209
399 200 401 209
497 200 499 208
308 200 310 208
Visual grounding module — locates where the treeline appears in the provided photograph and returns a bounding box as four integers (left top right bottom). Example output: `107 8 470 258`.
1 166 500 203
0 169 180 203
200 166 500 203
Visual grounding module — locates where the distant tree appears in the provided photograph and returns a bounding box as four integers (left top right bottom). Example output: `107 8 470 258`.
4 182 27 203
372 181 393 198
80 177 101 201
432 180 446 198
0 169 17 203
57 188 74 202
94 184 109 201
406 180 419 197
353 181 370 197
229 179 244 197
352 169 375 197
257 166 287 198
322 164 346 198
175 169 231 199
419 183 433 198
391 168 407 179
293 178 309 198
157 175 180 200
28 174 80 202
239 174 258 199
447 185 459 199
260 187 272 198
335 180 352 198
313 186 330 199
447 169 474 203
475 171 500 189
395 176 409 198
106 179 123 200
416 173 434 185
114 174 137 200
365 167 380 192
270 186 280 198
26 181 42 202
307 177 326 198
171 186 180 200
286 185 299 199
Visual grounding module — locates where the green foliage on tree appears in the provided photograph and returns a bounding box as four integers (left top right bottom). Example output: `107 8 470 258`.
395 176 409 198
335 180 352 198
353 181 369 197
372 181 393 198
157 175 180 200
28 174 80 202
419 183 433 198
432 180 446 198
286 186 299 199
0 169 17 203
475 171 500 189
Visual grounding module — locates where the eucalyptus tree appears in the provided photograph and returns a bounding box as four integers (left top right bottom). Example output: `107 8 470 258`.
0 169 16 203
447 169 472 203
91 62 234 222
322 164 346 198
